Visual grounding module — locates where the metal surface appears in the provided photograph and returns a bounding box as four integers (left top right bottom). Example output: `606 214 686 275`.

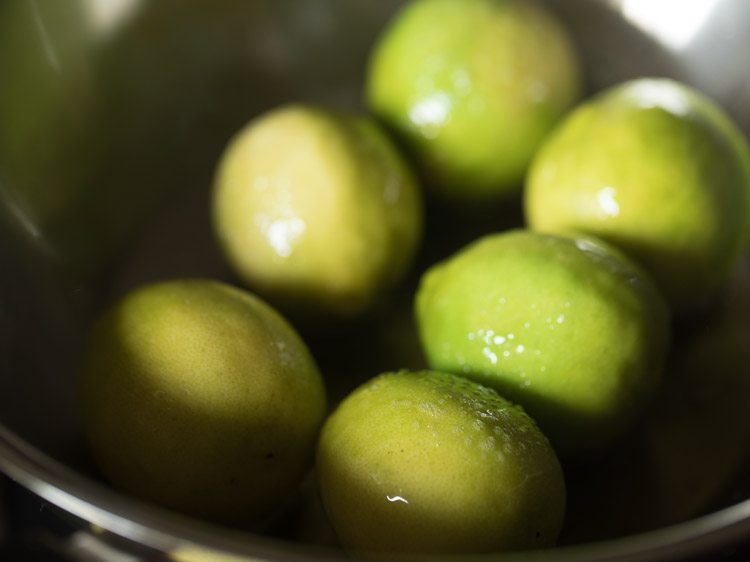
2 0 750 560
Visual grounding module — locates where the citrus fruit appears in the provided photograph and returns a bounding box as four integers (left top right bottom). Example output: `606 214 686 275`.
415 229 670 457
367 0 581 200
79 279 327 524
526 78 750 310
317 369 565 554
212 104 422 317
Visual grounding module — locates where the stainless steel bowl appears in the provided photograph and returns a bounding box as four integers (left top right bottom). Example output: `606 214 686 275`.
3 0 750 560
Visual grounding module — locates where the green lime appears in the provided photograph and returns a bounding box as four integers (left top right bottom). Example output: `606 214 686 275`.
79 279 327 524
366 0 581 201
317 370 565 554
212 104 422 318
525 78 750 310
415 229 670 457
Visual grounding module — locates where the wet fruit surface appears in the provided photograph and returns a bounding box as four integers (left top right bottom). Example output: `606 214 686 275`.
316 369 565 554
213 104 423 318
416 230 670 457
367 0 581 201
526 78 750 310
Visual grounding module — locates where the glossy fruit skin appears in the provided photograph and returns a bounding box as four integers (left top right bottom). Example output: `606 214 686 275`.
366 0 581 201
79 279 327 524
316 370 565 554
525 78 750 310
415 230 670 458
212 104 422 318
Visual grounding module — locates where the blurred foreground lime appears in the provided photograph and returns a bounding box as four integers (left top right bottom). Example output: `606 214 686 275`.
316 370 565 554
526 78 750 310
367 0 581 201
416 230 670 457
79 279 327 524
212 104 422 318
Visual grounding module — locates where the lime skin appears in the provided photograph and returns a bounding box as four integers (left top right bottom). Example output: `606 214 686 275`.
79 279 327 525
525 78 750 311
415 229 670 458
367 0 582 201
316 369 565 555
212 104 423 318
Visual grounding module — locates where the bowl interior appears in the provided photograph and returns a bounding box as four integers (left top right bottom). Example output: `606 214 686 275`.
3 0 750 560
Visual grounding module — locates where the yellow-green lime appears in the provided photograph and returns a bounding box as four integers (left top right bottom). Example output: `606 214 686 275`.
212 104 422 318
79 279 327 524
367 0 581 201
316 369 565 554
525 78 750 310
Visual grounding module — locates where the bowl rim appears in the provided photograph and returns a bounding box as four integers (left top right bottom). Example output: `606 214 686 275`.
3 424 750 562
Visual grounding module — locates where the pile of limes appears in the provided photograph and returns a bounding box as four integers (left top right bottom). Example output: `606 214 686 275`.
79 0 750 557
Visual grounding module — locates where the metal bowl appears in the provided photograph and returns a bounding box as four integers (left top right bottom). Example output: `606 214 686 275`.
3 0 750 560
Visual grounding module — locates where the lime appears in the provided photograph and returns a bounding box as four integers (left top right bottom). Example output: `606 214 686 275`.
79 279 327 524
415 229 670 457
525 78 750 310
317 370 565 554
212 104 422 318
367 0 581 200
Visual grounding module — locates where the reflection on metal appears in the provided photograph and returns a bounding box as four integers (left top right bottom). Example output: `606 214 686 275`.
615 0 722 49
0 180 58 260
30 0 61 73
80 0 143 37
66 532 141 562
